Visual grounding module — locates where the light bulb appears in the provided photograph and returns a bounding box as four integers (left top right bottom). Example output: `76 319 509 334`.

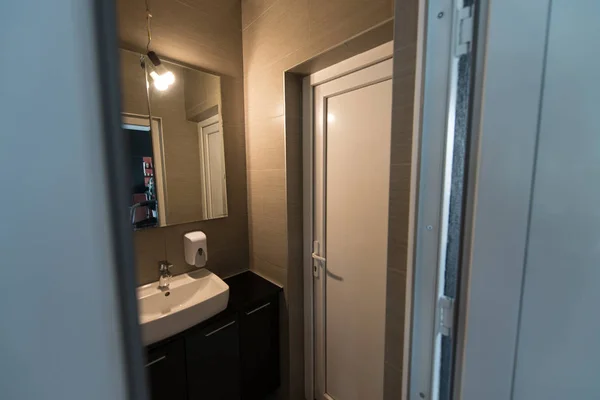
163 71 175 85
153 79 169 91
149 69 173 91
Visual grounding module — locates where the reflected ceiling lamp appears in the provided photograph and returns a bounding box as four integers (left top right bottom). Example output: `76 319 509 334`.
146 51 175 91
143 0 174 91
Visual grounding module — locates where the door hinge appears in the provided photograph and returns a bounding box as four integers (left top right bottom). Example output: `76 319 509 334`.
311 241 325 279
455 5 474 56
439 296 455 336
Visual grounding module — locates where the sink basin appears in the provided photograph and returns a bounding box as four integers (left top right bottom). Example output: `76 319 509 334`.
137 269 229 345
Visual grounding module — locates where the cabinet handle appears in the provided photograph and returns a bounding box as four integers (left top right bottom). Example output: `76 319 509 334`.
145 355 166 368
205 320 236 337
246 302 271 316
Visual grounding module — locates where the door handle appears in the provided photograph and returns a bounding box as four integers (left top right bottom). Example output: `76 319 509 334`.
145 355 166 368
205 320 236 337
312 241 326 278
245 302 271 315
311 252 326 263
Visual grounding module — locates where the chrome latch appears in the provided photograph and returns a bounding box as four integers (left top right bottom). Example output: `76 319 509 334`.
311 241 326 278
455 4 474 56
439 295 455 336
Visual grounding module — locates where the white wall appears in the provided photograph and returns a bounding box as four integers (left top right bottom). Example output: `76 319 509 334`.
0 1 129 399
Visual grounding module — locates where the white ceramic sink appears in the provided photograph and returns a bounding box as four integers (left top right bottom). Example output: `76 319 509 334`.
137 269 229 345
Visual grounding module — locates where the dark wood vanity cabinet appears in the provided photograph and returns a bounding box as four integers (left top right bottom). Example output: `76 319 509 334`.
146 272 281 400
240 295 280 399
145 338 187 400
186 314 241 400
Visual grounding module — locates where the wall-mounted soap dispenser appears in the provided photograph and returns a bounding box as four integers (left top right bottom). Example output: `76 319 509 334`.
184 231 208 268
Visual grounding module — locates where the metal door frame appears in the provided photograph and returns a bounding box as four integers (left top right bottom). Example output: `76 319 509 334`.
407 0 477 399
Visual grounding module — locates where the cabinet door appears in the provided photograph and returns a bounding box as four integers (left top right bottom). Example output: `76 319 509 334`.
186 315 241 400
240 295 280 399
146 338 187 400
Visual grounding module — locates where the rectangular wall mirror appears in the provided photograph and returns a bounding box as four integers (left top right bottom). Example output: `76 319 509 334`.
119 49 228 230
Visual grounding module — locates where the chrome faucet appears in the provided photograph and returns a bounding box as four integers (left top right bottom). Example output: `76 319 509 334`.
158 261 173 290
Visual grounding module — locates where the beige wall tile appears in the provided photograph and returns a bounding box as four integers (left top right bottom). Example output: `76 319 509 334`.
307 0 393 54
284 73 303 119
287 302 305 400
246 116 286 157
242 0 279 30
119 50 148 115
246 69 286 121
249 168 286 192
133 228 166 284
256 187 288 221
288 20 394 76
247 119 286 171
344 19 395 56
388 164 412 220
248 142 286 171
390 106 414 165
284 117 303 208
289 44 356 76
383 361 403 399
284 75 305 400
220 77 246 125
242 0 310 71
248 171 287 221
250 215 288 268
384 269 407 369
252 255 287 286
393 43 418 78
392 0 419 49
387 216 410 276
392 72 417 119
383 2 419 397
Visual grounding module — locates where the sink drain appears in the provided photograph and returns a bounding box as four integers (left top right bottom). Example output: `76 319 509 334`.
164 292 170 297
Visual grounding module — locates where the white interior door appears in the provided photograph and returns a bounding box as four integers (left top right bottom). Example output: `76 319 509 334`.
456 1 600 399
199 117 228 219
312 58 393 400
204 122 226 217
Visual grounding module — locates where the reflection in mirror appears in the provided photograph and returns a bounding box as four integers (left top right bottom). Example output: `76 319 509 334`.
119 49 228 230
123 114 166 229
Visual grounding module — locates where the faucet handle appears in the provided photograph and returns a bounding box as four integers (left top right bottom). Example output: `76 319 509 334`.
159 261 173 273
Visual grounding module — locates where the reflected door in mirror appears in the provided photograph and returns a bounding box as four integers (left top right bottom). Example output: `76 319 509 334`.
199 116 228 219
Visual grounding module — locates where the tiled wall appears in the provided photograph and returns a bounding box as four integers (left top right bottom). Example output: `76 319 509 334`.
117 0 249 285
242 0 418 398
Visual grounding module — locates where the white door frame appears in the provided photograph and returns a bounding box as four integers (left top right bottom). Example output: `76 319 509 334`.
302 41 393 400
122 113 168 227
